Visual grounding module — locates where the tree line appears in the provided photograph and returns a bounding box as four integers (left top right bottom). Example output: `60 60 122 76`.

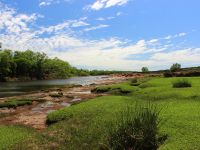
0 49 88 81
0 49 134 82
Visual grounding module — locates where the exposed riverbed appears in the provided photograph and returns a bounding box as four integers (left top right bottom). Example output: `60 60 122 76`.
0 76 107 98
0 74 143 130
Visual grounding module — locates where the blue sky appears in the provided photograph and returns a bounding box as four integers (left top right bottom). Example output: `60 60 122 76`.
0 0 200 71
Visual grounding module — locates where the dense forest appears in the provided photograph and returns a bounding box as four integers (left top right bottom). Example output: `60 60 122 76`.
0 49 133 82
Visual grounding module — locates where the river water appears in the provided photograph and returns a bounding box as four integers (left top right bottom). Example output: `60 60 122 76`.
0 76 106 98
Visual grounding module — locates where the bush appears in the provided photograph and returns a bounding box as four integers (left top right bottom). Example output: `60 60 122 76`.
130 78 151 86
49 92 63 97
107 104 167 150
91 86 132 95
131 78 138 84
172 79 192 88
91 86 111 93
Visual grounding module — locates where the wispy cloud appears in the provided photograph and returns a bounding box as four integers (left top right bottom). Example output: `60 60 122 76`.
39 0 70 7
164 32 187 40
87 0 129 10
95 12 122 21
96 16 115 21
83 24 109 32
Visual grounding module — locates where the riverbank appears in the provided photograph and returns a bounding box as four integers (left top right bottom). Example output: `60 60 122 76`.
0 74 143 130
1 76 200 149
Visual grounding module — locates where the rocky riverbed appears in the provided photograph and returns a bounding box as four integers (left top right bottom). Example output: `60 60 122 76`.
0 74 143 130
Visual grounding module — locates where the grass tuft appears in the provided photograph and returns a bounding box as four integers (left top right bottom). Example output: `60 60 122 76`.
106 104 167 150
172 79 192 88
91 83 134 95
49 92 63 98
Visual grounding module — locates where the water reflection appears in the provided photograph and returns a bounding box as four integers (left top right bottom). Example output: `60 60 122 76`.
0 76 105 98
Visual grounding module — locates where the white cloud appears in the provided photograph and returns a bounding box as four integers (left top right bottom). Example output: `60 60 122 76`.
39 0 55 7
105 0 128 8
88 0 129 10
148 39 158 43
0 6 40 34
178 32 187 37
151 48 200 63
164 35 172 40
96 16 115 21
164 32 187 40
83 24 109 32
39 1 51 6
0 3 199 71
39 0 70 7
71 21 89 28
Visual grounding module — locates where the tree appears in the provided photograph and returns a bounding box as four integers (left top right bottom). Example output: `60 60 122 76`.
0 50 14 76
141 67 149 73
170 63 181 72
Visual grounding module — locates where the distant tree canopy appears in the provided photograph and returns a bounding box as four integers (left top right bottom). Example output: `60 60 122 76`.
141 67 149 73
0 49 86 81
170 63 181 72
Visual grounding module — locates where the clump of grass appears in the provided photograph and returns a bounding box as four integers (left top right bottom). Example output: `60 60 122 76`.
106 104 167 150
172 79 192 88
130 78 151 86
49 92 63 98
91 86 132 95
130 78 138 83
91 86 111 93
130 78 141 86
139 83 153 89
130 79 140 86
0 99 33 108
46 108 73 125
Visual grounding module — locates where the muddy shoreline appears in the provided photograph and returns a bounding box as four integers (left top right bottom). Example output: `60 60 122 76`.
0 74 143 130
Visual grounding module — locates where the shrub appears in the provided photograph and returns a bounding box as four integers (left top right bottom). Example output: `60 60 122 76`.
91 86 132 95
91 86 111 93
49 92 63 97
172 79 192 88
107 104 167 150
131 78 138 84
130 78 151 86
109 88 132 95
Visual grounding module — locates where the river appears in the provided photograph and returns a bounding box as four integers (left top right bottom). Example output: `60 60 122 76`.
0 76 106 98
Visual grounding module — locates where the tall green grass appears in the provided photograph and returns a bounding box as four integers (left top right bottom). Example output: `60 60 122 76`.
107 104 167 150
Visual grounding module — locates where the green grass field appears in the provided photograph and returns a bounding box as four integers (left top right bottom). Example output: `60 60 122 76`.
1 77 200 149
